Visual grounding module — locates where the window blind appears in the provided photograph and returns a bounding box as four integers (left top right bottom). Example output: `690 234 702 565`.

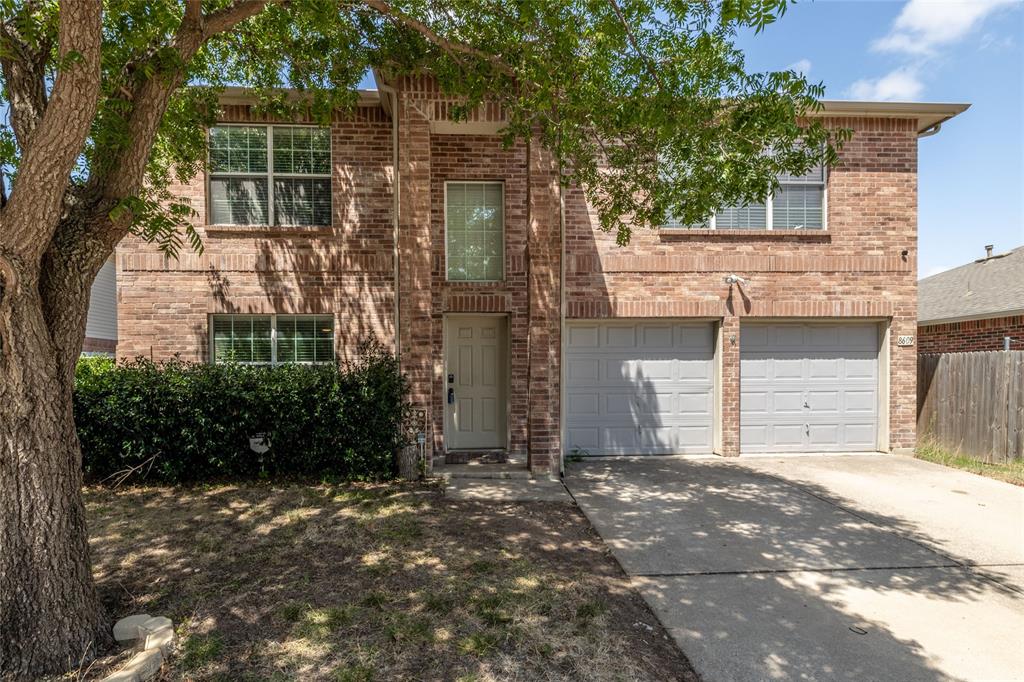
208 125 331 227
446 182 504 281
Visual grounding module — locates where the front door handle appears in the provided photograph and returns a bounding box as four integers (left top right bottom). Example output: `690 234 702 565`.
447 387 455 405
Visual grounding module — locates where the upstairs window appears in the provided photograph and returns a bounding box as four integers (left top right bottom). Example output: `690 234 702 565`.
446 182 504 281
208 125 331 227
663 162 826 230
211 314 334 365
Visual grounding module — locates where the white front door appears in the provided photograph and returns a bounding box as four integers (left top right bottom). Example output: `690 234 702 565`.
445 316 508 450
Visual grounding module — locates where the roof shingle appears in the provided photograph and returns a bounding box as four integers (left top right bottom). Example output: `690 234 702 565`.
918 246 1024 324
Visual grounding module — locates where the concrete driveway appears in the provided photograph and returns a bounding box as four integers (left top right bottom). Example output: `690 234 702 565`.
566 455 1024 681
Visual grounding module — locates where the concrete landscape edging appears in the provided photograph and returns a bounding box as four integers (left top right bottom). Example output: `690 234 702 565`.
102 614 175 682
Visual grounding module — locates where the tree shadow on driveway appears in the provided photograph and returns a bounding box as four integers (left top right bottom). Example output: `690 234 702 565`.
566 457 1024 681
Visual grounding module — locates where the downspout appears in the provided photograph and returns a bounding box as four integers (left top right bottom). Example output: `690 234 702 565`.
917 122 942 138
558 167 567 477
376 76 401 364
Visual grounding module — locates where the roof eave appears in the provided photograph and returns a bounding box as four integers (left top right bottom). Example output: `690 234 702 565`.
918 307 1024 327
816 100 971 134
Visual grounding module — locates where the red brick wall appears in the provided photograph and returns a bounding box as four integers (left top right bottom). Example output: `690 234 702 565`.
118 86 922 468
565 116 920 454
918 315 1024 353
427 134 530 459
117 105 395 362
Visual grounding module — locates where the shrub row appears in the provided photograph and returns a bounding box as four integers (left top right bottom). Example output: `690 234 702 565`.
74 341 410 484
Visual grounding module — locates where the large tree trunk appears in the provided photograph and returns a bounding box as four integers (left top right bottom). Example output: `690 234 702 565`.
0 269 106 680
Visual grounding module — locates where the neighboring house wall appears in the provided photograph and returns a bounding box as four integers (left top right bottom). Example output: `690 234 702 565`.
918 315 1024 353
83 256 118 355
116 80 933 472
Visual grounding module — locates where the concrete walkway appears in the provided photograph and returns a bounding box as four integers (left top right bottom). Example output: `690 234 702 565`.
566 455 1024 681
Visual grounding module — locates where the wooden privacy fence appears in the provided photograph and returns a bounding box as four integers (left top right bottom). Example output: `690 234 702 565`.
917 351 1024 462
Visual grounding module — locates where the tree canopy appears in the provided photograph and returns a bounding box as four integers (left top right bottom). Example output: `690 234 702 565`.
0 2 846 678
2 0 844 256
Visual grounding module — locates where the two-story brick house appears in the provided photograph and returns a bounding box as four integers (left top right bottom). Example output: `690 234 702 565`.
115 76 967 475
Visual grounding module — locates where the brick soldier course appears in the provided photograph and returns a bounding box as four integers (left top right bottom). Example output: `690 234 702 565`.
116 78 968 475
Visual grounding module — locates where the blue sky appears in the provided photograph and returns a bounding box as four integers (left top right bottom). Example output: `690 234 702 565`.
733 0 1023 277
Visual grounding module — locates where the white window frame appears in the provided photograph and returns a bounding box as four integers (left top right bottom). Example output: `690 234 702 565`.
668 167 828 231
209 314 335 366
444 180 506 282
206 123 332 227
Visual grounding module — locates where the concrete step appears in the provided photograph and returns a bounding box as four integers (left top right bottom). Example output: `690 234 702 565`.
435 466 533 480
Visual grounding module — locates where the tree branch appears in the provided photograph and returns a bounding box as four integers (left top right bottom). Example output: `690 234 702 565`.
0 24 51 150
361 0 517 78
607 0 664 89
0 1 102 263
203 0 274 38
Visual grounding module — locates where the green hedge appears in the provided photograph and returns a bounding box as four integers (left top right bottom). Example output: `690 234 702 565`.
74 341 410 484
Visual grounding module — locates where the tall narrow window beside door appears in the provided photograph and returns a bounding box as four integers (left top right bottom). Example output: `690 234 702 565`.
445 182 504 281
208 125 331 227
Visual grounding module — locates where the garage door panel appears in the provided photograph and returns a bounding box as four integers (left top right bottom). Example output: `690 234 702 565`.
845 357 878 379
806 390 839 414
605 326 637 348
636 391 681 415
678 391 712 414
809 358 841 379
844 423 877 447
774 391 807 414
774 358 804 379
742 391 769 415
565 321 715 455
567 358 601 384
676 426 713 448
677 324 713 349
741 322 880 453
741 358 769 380
567 392 599 417
567 325 599 348
640 324 674 348
844 390 876 413
773 424 806 447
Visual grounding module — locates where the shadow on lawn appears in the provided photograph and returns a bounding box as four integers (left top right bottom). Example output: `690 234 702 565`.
86 482 696 681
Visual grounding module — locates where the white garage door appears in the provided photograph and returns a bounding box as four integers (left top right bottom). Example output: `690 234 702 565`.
564 321 715 456
741 322 880 453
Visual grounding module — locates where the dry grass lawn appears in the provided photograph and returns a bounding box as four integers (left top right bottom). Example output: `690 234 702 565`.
916 441 1024 486
81 482 697 681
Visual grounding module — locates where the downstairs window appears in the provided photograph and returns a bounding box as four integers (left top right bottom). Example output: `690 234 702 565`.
211 314 334 365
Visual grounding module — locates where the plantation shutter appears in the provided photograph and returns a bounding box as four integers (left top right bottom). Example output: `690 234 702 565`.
276 316 334 363
716 202 767 229
208 127 269 225
773 163 825 229
208 125 331 227
446 182 504 281
212 315 272 364
272 127 332 226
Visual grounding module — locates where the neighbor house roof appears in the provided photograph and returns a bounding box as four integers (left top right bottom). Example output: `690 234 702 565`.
919 245 1024 325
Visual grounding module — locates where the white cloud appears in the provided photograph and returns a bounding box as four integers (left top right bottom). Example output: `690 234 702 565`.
873 0 1016 55
849 0 1017 102
786 59 812 75
848 66 924 101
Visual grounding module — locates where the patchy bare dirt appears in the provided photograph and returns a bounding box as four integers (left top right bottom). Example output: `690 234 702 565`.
79 482 698 681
